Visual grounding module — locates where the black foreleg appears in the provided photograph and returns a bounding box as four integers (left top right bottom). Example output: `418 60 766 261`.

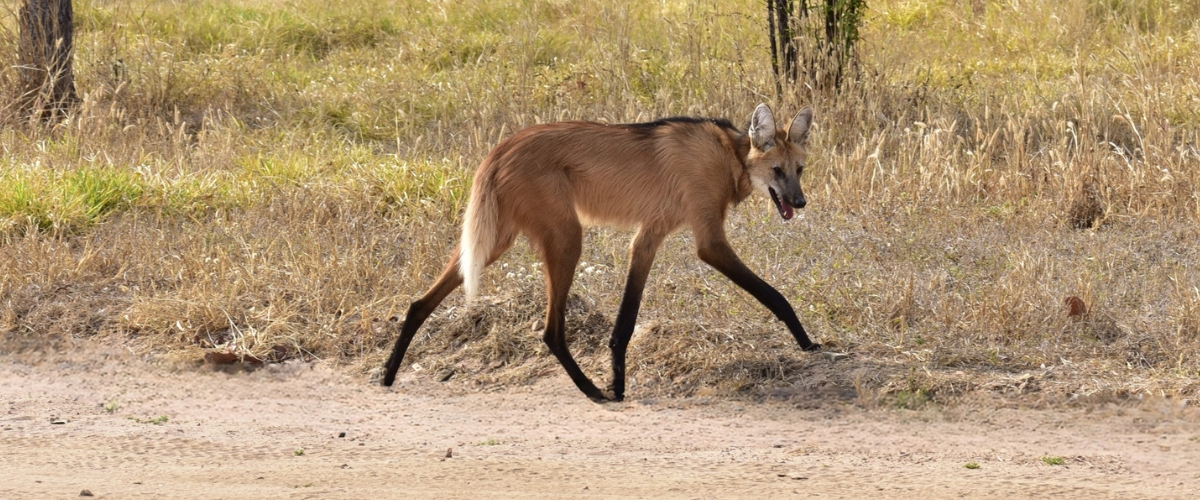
696 237 818 351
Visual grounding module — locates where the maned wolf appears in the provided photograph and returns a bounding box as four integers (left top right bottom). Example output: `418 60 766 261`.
382 104 820 402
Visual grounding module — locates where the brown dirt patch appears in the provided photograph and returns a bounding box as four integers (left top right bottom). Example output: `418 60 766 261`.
2 341 1198 499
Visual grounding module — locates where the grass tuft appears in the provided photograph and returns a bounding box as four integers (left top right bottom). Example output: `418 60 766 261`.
1041 456 1066 466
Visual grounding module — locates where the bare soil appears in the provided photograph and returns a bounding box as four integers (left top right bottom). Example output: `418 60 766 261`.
2 343 1198 499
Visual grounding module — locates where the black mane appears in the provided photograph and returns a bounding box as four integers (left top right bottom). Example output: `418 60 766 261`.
624 116 739 134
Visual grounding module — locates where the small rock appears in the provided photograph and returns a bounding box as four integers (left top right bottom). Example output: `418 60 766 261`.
203 351 240 365
267 344 293 362
50 418 67 425
445 448 453 458
821 352 849 362
338 432 346 438
80 490 94 497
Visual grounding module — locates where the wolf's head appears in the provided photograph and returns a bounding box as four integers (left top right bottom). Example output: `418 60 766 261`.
744 104 813 220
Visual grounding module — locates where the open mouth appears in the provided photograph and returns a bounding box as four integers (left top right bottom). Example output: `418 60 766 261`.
769 187 794 220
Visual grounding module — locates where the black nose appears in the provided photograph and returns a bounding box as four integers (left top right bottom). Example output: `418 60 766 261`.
794 195 806 209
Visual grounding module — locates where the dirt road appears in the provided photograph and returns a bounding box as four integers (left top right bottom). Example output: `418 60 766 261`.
2 346 1197 499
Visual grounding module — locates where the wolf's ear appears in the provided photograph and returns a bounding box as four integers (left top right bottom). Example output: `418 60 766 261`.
749 103 776 151
788 107 813 146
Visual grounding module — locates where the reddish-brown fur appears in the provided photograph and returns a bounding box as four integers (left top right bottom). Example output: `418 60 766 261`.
383 104 819 402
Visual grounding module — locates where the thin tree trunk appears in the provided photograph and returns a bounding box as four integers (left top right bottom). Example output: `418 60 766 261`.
824 0 841 88
767 0 780 97
774 0 796 84
18 0 78 118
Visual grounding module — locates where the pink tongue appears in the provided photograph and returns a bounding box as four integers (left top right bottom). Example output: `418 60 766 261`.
781 204 794 220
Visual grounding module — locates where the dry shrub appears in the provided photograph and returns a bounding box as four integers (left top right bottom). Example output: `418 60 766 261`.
1068 180 1106 229
400 281 613 387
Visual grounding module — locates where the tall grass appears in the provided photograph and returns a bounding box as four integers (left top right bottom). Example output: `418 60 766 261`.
1 0 1198 402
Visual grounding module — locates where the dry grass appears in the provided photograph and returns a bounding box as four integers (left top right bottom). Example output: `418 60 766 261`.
2 0 1198 405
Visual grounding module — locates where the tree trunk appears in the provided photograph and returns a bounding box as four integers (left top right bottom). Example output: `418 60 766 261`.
773 0 796 84
767 0 780 97
18 0 78 118
767 0 798 97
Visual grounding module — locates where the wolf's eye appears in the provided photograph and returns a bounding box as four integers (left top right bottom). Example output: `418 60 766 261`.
772 166 783 176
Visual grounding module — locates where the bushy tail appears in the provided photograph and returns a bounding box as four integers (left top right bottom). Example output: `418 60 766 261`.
459 174 498 302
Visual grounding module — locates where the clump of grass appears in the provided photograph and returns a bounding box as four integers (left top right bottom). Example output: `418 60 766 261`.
895 389 930 410
1041 456 1066 466
964 462 980 469
0 166 144 233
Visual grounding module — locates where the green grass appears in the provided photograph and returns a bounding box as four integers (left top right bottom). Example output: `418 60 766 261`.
1041 456 1066 466
0 166 144 232
895 389 930 409
0 145 468 234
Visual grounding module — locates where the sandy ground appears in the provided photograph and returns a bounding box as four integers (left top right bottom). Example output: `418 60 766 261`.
2 345 1199 499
